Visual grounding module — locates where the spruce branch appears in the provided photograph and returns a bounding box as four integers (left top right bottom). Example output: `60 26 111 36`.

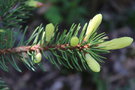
0 1 134 89
0 13 133 72
0 0 31 29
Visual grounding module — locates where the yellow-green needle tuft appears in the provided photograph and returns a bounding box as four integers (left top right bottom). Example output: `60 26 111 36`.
34 52 42 63
45 23 55 42
70 36 79 46
85 54 100 72
98 37 133 50
84 14 102 41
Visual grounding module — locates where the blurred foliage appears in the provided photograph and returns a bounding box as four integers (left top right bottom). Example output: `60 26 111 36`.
42 0 88 25
127 10 135 28
0 78 9 90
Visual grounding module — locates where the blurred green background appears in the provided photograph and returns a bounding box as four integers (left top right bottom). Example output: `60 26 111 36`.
1 0 135 90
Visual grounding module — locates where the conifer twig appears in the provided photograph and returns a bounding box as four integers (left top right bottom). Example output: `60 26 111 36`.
0 44 90 54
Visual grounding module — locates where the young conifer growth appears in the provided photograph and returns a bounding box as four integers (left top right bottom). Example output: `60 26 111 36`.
34 52 42 63
84 14 102 41
70 36 79 46
26 0 44 8
98 37 133 50
45 23 55 42
85 54 100 72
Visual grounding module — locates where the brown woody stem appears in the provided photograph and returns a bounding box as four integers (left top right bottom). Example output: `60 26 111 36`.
0 44 90 54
